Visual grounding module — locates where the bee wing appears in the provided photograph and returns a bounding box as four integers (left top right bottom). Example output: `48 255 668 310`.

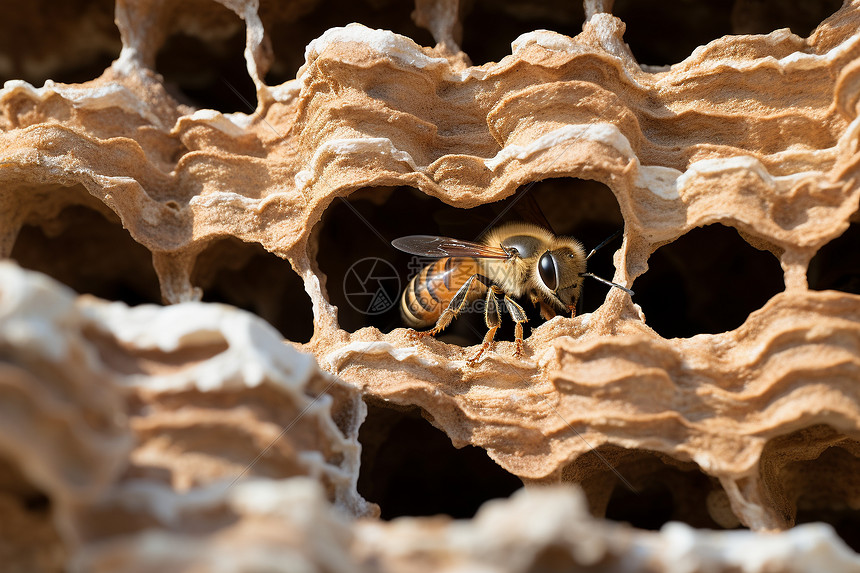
391 235 510 259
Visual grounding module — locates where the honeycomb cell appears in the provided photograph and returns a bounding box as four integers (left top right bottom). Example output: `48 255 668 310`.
357 401 522 519
191 237 314 343
10 201 162 306
0 0 119 86
563 446 740 530
155 7 256 112
316 180 624 340
760 425 860 551
808 222 860 295
794 446 860 553
632 224 784 339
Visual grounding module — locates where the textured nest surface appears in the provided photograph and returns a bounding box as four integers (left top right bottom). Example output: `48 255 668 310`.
2 0 860 570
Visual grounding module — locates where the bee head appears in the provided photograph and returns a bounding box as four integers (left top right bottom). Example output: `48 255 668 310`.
534 237 587 312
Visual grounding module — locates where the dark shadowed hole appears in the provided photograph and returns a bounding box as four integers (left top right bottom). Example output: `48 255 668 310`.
191 237 313 343
808 223 860 295
614 0 843 67
0 0 120 86
795 445 860 553
761 426 860 552
565 447 739 530
155 20 256 112
633 224 784 338
728 0 843 37
613 0 734 66
605 480 674 530
315 179 624 346
10 204 162 306
358 401 522 519
460 0 585 66
262 0 435 84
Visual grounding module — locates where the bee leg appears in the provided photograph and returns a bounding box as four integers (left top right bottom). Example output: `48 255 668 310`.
529 292 556 320
467 285 502 365
503 295 528 357
413 274 485 339
568 295 579 318
540 302 557 321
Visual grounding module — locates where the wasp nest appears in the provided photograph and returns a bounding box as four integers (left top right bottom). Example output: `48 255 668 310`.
2 0 860 570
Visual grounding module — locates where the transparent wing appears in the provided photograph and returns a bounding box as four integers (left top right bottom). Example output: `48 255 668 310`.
391 235 510 259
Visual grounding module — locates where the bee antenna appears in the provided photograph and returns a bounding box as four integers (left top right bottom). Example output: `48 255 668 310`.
585 230 623 261
580 272 634 296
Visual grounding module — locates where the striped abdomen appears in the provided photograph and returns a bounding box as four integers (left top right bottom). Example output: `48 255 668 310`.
400 257 481 328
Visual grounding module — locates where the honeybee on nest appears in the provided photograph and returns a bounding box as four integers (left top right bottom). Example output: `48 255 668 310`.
393 222 632 364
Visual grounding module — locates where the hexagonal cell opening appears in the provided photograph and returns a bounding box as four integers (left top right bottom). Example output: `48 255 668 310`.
633 224 784 339
262 0 435 84
9 191 162 306
0 0 120 86
357 401 522 519
0 457 65 572
315 179 625 346
191 237 314 343
563 446 741 530
460 0 585 66
808 222 860 295
760 425 860 552
154 3 255 112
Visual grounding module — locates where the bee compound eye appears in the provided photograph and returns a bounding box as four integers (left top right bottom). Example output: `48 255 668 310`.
538 252 558 291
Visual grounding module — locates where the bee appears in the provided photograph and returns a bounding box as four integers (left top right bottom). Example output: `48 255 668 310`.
392 222 632 364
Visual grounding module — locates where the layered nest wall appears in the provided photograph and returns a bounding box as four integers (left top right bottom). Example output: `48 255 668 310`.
2 0 860 570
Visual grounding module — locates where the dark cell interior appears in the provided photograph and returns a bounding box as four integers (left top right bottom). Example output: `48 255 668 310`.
10 203 162 306
567 447 739 530
605 478 675 530
633 224 784 339
0 457 65 571
315 179 625 346
156 25 257 113
191 237 314 343
793 444 860 553
727 0 844 37
808 222 860 295
613 0 734 66
262 0 435 85
460 0 585 65
759 426 860 552
613 0 842 67
0 0 120 86
357 401 522 519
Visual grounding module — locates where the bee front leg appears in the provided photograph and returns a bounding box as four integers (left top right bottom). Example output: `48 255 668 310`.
467 285 502 365
503 295 528 357
529 292 556 321
411 274 483 339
